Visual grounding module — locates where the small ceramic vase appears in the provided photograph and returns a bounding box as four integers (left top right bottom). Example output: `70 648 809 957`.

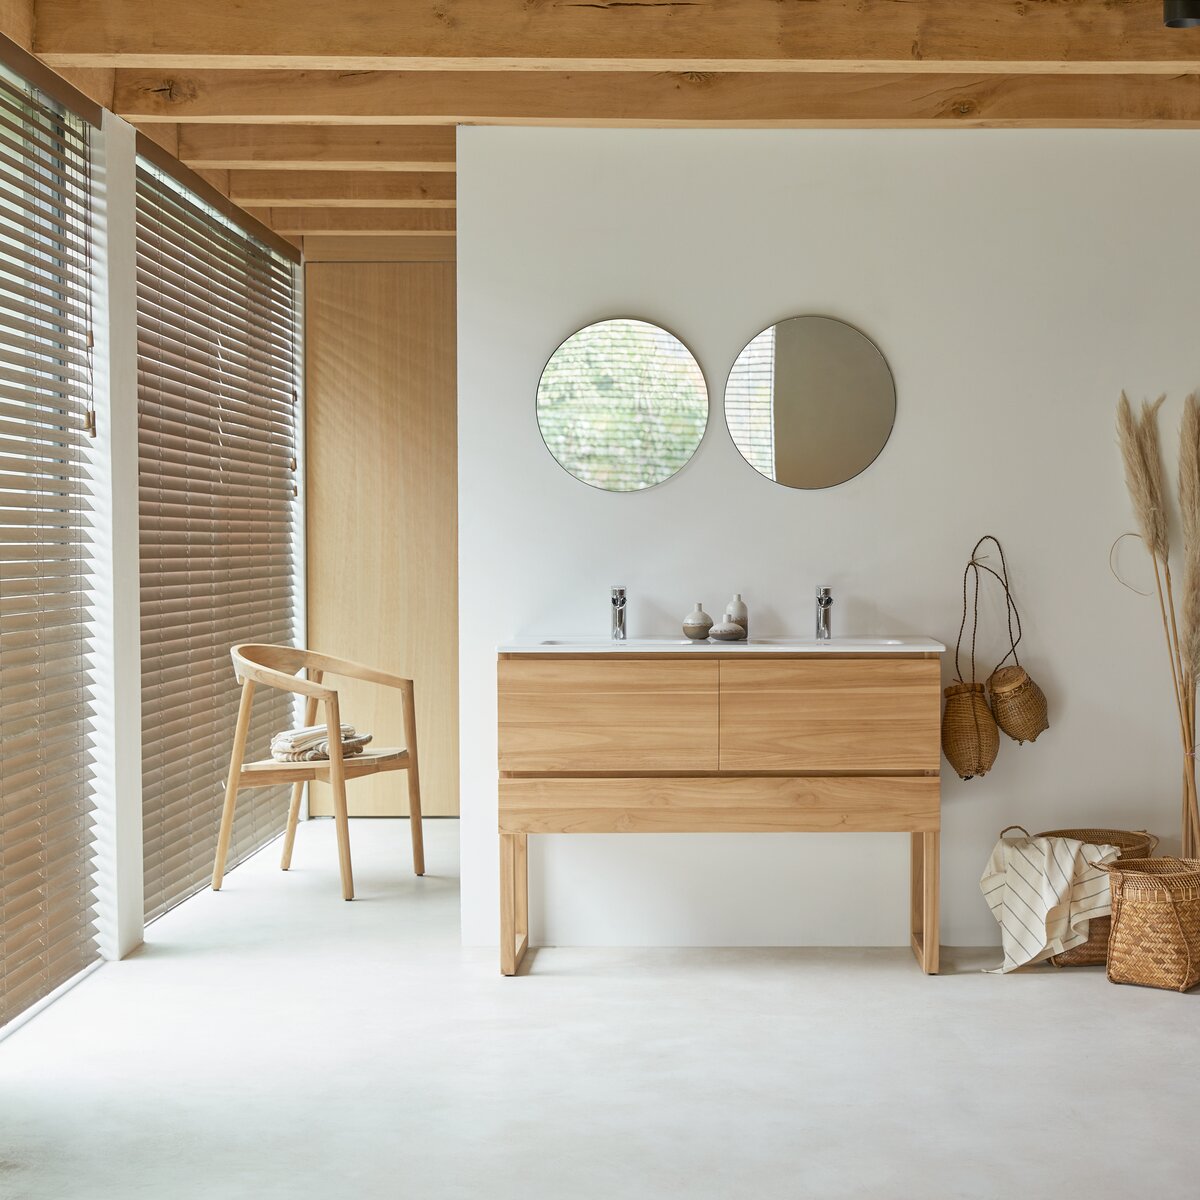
726 593 748 639
709 611 748 641
682 603 713 641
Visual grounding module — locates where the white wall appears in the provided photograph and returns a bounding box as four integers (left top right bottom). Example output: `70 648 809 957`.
457 127 1196 948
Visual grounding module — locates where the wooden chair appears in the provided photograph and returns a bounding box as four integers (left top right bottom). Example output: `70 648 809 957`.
211 643 424 901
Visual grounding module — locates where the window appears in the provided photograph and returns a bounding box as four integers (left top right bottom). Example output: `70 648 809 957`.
0 66 98 1027
135 163 299 922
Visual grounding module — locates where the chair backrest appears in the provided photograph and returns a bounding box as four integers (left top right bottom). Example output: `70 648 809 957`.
231 644 414 702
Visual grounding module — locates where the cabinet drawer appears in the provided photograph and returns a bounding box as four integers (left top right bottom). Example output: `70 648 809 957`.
500 775 939 833
498 657 719 772
719 658 940 772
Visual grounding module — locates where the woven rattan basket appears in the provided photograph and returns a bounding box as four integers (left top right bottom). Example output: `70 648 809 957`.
1100 857 1200 992
1038 828 1157 966
989 665 1049 744
942 682 999 780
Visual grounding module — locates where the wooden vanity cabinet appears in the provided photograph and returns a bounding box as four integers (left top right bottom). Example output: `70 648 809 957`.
497 652 942 977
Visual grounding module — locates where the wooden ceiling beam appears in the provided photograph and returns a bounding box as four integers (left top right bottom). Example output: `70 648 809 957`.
226 170 455 207
249 208 456 235
172 124 456 171
32 0 1200 75
111 68 1200 129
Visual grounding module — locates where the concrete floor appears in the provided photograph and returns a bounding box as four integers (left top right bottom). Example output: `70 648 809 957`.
1 819 1196 1200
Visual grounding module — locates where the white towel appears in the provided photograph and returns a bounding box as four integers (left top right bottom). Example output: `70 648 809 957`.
980 832 1121 972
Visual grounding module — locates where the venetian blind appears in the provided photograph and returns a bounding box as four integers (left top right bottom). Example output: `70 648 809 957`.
0 68 98 1027
136 163 299 922
725 327 776 479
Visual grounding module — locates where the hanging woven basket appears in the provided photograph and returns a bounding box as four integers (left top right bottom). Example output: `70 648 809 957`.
942 681 1000 780
988 664 1049 744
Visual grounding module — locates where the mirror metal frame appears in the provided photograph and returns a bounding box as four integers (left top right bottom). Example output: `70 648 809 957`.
722 314 896 491
535 316 710 494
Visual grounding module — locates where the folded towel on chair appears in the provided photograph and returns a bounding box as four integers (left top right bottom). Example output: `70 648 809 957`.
270 724 373 762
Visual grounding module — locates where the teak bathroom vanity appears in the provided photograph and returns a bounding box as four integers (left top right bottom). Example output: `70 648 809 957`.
496 639 945 976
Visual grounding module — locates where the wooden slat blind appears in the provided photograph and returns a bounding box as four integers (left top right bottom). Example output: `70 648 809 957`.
0 67 97 1027
725 326 776 479
136 162 299 922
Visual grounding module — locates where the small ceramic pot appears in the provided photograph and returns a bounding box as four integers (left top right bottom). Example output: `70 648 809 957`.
682 603 713 641
709 612 747 641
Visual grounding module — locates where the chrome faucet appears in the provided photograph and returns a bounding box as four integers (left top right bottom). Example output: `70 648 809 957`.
611 586 627 641
815 586 833 640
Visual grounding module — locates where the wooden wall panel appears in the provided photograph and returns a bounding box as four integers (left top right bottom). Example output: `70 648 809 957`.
306 261 458 815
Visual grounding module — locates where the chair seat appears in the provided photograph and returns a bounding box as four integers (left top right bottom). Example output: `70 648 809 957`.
238 746 410 787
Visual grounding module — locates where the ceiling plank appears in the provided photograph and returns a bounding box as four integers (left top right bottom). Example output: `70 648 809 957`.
111 68 1200 129
253 208 456 235
302 235 456 263
174 124 456 171
227 170 455 207
32 0 1200 75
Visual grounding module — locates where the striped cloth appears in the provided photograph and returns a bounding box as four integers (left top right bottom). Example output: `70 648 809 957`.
980 831 1121 973
270 724 373 763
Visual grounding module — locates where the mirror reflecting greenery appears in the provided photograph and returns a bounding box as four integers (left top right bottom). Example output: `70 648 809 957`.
725 316 896 490
536 318 708 492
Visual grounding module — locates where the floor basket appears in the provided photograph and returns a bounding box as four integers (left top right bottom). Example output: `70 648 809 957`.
1100 857 1200 993
1039 828 1157 966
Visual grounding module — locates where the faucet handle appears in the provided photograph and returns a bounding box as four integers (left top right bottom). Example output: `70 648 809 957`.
816 585 833 607
611 586 627 607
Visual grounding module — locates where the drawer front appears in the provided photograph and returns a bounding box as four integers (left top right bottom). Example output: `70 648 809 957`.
500 775 940 833
719 658 941 772
498 657 719 772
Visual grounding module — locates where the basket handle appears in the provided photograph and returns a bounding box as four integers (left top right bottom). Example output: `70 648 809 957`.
1138 830 1161 854
1000 825 1031 839
969 535 1025 679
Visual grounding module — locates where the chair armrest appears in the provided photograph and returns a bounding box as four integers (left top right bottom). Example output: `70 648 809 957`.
299 651 414 694
231 650 335 701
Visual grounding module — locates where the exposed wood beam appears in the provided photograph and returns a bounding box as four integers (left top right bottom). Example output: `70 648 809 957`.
53 65 114 108
227 170 455 207
0 0 33 50
112 68 1200 129
133 122 180 156
173 124 456 171
32 0 1200 75
302 235 455 263
250 208 456 236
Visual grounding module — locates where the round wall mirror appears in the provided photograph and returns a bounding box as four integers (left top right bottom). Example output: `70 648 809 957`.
536 318 708 492
724 316 896 490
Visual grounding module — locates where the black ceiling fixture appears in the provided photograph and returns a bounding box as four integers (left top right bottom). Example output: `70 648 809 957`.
1165 2 1200 27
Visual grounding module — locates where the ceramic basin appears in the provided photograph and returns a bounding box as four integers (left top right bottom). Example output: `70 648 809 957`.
500 636 945 654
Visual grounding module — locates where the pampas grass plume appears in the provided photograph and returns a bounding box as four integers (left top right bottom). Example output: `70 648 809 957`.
1118 392 1169 560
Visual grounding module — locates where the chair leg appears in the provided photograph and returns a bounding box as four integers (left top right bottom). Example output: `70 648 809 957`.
213 680 256 891
282 685 321 871
280 781 304 870
402 680 424 876
407 768 425 877
326 694 354 901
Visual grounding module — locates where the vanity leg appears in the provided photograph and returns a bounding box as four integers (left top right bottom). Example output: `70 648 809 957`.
910 831 940 975
500 833 529 976
514 833 529 964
